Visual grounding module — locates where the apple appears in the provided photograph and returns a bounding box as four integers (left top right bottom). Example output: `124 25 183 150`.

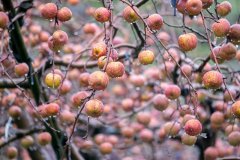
57 7 72 22
184 119 202 136
88 71 109 90
94 7 110 23
122 6 139 23
138 50 155 65
202 71 223 89
85 99 104 118
178 33 198 52
40 3 58 20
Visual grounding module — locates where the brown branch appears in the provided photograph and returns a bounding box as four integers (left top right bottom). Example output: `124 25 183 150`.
0 127 43 149
0 78 29 88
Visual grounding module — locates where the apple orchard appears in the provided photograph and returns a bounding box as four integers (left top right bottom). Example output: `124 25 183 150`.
0 0 240 160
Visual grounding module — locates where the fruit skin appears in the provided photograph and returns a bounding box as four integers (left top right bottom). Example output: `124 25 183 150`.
164 122 181 137
67 0 79 5
177 0 188 14
85 99 104 118
57 7 72 22
94 7 110 23
88 71 109 90
83 23 98 34
185 0 203 16
40 3 58 19
99 142 113 154
224 90 236 102
98 56 113 69
121 127 134 138
8 106 22 118
6 146 18 159
202 71 223 89
20 136 34 148
181 64 192 77
122 6 139 23
0 12 9 28
136 112 151 126
201 0 213 9
164 84 181 100
79 72 90 87
152 94 169 111
50 30 69 51
106 61 125 78
45 103 60 116
219 42 237 61
71 91 89 107
210 46 224 64
228 24 240 45
204 147 219 160
228 131 240 146
184 119 202 136
210 111 224 125
181 133 197 146
178 33 198 52
92 43 107 59
37 132 52 146
60 110 75 123
147 14 163 30
14 63 29 77
216 1 232 17
231 100 240 118
211 18 230 37
139 129 153 142
45 72 62 89
59 80 72 95
121 98 134 111
138 50 155 65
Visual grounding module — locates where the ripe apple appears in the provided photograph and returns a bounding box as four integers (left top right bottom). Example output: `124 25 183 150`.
45 72 62 89
164 84 181 100
211 18 230 37
79 72 90 87
181 133 197 146
14 63 29 77
0 12 9 28
99 142 113 154
85 99 104 118
139 129 153 142
228 24 240 45
94 7 110 23
57 7 72 22
216 1 232 17
147 14 163 30
184 119 202 136
201 0 213 9
37 132 52 146
178 33 198 52
228 131 240 146
231 100 240 118
40 3 58 20
8 105 22 118
122 6 139 23
6 146 18 159
202 71 223 89
185 0 203 16
88 71 109 90
138 50 155 65
92 42 107 59
152 94 169 111
71 91 89 107
106 61 125 78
